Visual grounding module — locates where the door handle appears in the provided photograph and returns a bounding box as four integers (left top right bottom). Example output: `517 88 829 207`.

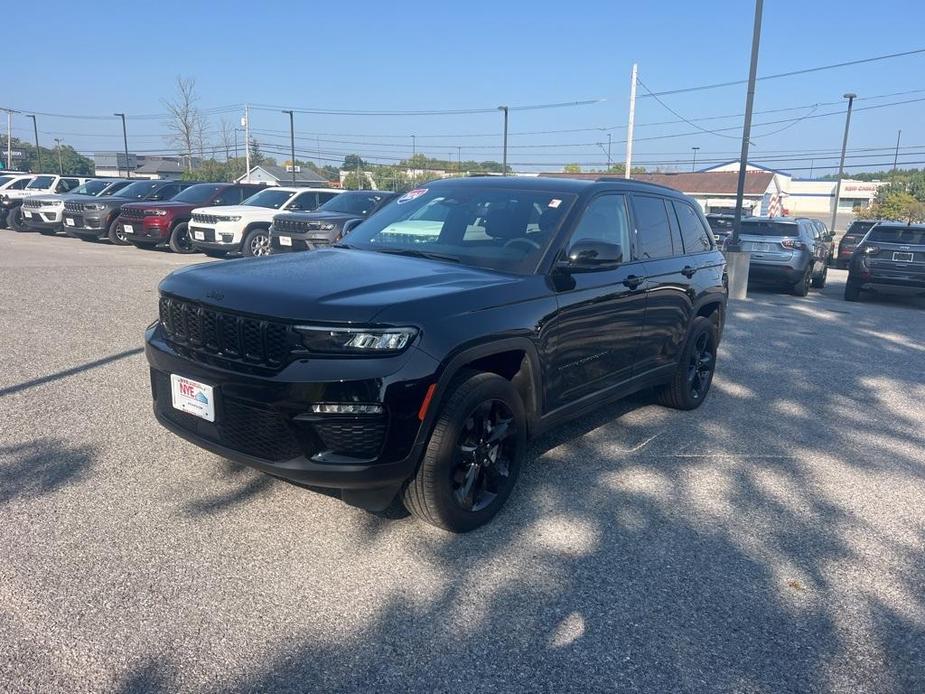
681 265 697 278
623 274 645 289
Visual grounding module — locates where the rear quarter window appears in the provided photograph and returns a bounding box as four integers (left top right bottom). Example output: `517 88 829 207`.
632 195 675 259
673 201 712 252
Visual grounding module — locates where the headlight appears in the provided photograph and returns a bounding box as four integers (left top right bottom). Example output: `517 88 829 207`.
295 325 417 354
220 215 241 222
51 200 64 207
84 203 105 210
319 223 336 231
144 209 168 217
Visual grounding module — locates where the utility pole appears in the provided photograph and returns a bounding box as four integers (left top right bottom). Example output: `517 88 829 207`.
892 129 902 173
829 92 857 236
2 108 17 171
27 114 40 173
243 104 251 183
498 105 509 175
410 134 416 184
114 112 130 178
607 132 612 169
727 0 764 300
281 110 296 184
691 146 700 172
457 145 462 174
54 138 63 174
624 63 638 179
234 128 241 167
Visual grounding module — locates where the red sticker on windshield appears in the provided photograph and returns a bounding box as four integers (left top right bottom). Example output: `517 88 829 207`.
397 188 427 204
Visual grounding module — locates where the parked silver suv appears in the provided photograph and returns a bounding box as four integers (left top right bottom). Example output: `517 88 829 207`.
740 217 831 296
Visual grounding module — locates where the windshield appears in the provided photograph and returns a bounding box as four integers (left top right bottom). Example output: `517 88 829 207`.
27 175 55 189
115 181 162 199
343 185 576 275
319 192 389 215
100 181 130 196
740 221 800 237
73 180 109 196
845 221 876 237
242 188 294 209
707 216 734 232
868 227 925 245
171 184 222 204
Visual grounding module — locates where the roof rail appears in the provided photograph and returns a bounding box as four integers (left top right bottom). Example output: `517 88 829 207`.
594 175 681 193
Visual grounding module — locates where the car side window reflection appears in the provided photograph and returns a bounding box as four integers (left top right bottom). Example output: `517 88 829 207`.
567 194 630 256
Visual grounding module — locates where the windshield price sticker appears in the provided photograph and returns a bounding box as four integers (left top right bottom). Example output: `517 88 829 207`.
397 188 428 204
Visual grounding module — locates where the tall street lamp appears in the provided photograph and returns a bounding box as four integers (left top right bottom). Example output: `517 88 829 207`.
54 138 63 174
114 112 130 178
281 110 296 185
498 106 509 175
691 146 700 172
829 92 857 235
27 114 41 173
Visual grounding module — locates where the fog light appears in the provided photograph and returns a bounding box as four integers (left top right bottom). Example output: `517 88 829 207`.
311 403 383 415
221 234 233 242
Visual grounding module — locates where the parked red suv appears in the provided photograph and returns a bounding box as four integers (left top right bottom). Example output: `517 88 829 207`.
118 183 265 253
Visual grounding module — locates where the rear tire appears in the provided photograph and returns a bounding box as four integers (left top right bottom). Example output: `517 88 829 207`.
168 222 195 254
811 264 827 288
402 371 526 533
844 280 862 302
242 227 271 257
107 217 129 245
792 266 811 296
655 316 718 411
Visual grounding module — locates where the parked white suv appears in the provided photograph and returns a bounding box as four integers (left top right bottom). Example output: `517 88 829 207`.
189 186 342 257
5 175 88 231
0 174 35 227
22 179 130 235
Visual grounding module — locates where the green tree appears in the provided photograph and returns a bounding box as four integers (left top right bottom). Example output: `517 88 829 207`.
860 190 925 223
182 159 234 182
3 137 93 175
563 163 582 173
343 154 367 171
249 138 265 166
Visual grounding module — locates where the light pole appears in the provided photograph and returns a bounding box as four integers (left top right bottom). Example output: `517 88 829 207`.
829 92 857 236
281 110 296 184
892 129 902 173
691 146 700 172
727 0 764 300
457 145 462 174
234 128 241 167
410 135 416 183
114 112 130 178
498 106 509 175
54 138 63 174
27 114 40 173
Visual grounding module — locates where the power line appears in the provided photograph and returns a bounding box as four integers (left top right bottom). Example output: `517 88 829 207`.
640 48 925 97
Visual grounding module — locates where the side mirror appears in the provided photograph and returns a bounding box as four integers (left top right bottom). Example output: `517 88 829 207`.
560 239 623 271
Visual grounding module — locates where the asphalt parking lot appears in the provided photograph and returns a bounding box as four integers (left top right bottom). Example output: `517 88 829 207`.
1 232 923 692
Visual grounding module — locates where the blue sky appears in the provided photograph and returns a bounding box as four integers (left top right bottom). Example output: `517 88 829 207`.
5 0 925 175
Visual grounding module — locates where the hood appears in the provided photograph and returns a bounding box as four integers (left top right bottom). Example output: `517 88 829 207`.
122 200 196 212
159 247 526 324
191 204 270 218
277 210 359 223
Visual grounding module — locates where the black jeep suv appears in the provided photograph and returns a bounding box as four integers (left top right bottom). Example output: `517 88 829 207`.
145 177 727 532
269 190 398 253
845 222 925 301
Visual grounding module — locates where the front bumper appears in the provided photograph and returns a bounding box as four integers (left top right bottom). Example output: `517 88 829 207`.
122 217 171 243
64 211 107 238
21 208 63 229
269 231 330 254
145 323 439 494
189 222 241 249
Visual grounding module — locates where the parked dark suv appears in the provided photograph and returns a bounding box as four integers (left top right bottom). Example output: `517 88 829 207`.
269 190 398 254
145 177 727 532
836 219 878 268
845 222 925 301
120 182 265 253
64 179 193 244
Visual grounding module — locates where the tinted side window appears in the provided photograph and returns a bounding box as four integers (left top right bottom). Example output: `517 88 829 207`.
10 179 30 190
152 184 176 200
214 187 244 205
673 201 712 253
567 194 630 255
289 192 319 211
318 192 338 205
633 195 674 260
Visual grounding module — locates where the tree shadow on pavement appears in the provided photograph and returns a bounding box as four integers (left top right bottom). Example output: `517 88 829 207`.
137 286 925 693
0 439 95 506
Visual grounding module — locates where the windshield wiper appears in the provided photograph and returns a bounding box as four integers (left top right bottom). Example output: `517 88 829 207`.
372 247 460 263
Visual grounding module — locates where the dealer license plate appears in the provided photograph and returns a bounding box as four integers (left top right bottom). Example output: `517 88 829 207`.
279 236 292 247
123 224 134 234
893 251 914 262
193 231 204 240
23 211 32 218
170 374 215 422
65 217 75 226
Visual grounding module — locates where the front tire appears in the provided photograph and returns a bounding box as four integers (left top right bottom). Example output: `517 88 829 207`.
8 208 28 232
107 217 130 245
168 222 195 254
242 227 271 257
655 316 718 411
403 371 526 532
844 279 862 302
792 266 811 296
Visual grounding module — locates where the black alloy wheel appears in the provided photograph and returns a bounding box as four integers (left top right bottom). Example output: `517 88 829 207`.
687 331 715 403
452 399 517 512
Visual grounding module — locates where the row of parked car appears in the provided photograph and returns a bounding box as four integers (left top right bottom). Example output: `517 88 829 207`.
0 172 396 257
